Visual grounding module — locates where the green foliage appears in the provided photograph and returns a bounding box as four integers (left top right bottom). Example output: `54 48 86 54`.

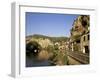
54 44 59 50
46 45 54 53
26 41 42 57
26 34 69 43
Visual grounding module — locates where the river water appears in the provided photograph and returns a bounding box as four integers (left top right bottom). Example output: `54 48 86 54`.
26 50 52 67
26 56 51 67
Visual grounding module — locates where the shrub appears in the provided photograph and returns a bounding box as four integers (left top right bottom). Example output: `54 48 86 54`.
26 41 42 57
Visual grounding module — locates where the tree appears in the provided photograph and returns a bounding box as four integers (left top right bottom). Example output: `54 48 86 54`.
26 41 42 57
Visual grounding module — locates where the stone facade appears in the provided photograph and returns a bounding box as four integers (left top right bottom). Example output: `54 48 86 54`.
81 32 89 53
70 15 90 54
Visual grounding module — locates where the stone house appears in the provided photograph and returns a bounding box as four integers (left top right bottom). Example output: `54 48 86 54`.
69 15 90 54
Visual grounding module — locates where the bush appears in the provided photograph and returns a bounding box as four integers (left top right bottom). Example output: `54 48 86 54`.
26 41 42 57
46 45 54 52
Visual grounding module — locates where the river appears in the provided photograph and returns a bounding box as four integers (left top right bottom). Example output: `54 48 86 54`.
26 50 52 67
26 57 52 67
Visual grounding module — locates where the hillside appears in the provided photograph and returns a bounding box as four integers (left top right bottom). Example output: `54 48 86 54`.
26 34 69 42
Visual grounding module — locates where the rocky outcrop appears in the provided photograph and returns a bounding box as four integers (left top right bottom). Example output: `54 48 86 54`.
70 15 90 54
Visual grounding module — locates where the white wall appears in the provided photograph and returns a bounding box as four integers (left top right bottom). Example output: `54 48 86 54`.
0 0 100 80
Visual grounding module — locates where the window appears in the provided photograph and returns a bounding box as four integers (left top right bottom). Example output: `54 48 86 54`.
83 36 85 41
76 40 80 43
88 34 89 40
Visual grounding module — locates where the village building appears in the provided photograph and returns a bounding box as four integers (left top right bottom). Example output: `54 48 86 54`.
69 15 90 54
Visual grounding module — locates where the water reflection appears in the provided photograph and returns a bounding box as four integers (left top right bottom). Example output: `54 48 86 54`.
26 50 52 67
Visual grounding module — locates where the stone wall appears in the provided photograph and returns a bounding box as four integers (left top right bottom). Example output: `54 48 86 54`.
70 15 90 54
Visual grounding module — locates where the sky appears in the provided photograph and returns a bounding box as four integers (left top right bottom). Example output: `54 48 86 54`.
26 12 79 37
